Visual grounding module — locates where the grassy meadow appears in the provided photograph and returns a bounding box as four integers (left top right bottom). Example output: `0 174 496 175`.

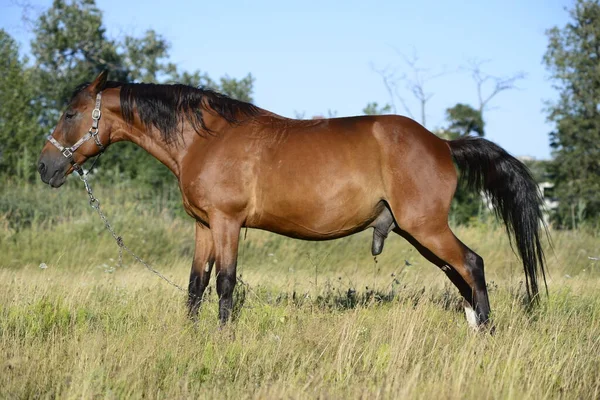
1 179 599 399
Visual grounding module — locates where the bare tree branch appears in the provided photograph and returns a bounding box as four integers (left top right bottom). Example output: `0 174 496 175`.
9 0 42 31
398 49 452 127
372 49 448 127
371 63 416 120
465 59 526 116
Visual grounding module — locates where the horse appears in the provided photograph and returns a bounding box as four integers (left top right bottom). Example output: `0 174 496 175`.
38 71 547 330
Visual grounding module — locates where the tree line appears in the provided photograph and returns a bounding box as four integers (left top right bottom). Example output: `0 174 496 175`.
1 0 598 229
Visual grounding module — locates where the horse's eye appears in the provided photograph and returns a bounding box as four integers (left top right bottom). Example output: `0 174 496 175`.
65 111 76 120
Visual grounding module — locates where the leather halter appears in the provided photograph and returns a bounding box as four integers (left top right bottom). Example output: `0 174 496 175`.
46 92 105 175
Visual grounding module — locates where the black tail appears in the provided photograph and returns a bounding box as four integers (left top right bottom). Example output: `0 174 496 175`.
448 137 548 301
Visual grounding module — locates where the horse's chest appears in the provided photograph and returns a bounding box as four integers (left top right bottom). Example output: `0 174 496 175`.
179 184 211 224
179 174 252 225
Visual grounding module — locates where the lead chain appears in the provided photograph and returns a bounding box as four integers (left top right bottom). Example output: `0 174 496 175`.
78 172 189 295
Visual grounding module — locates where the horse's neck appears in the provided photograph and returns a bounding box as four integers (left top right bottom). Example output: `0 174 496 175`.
112 104 267 177
117 122 203 178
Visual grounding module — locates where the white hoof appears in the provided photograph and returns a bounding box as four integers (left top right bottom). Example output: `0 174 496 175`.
464 305 480 331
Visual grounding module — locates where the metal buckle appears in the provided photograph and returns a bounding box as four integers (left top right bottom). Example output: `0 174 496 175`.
62 148 73 158
91 109 101 120
92 131 104 150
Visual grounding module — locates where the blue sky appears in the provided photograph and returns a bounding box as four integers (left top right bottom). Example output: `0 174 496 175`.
2 0 572 159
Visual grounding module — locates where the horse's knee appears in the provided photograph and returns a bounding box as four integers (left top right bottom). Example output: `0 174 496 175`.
216 270 236 298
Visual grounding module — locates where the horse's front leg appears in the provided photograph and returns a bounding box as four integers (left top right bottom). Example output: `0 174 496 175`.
210 213 242 325
187 222 215 320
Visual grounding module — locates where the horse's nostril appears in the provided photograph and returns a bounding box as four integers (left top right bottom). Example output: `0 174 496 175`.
38 162 46 174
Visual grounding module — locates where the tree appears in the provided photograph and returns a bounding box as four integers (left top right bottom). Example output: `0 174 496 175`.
521 158 551 184
31 0 124 128
449 186 486 226
443 103 485 138
170 70 255 102
217 74 255 102
436 103 486 224
544 0 600 228
363 102 392 115
122 29 177 83
172 70 217 88
0 29 45 180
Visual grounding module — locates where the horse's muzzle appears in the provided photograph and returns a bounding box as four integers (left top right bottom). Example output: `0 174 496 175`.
38 152 69 188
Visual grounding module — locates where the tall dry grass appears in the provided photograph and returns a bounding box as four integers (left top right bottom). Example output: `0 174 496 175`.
1 181 599 399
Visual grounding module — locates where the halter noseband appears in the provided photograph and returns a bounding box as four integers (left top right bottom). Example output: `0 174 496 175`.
47 92 105 175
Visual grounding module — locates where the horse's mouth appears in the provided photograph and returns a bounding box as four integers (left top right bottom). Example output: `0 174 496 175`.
48 170 67 188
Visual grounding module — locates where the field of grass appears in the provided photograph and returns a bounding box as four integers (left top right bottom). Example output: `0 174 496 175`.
1 180 599 399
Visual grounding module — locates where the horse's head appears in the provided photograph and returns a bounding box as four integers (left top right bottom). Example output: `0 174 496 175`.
38 70 110 187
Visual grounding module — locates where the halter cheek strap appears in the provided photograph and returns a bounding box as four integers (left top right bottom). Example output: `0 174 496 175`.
47 92 105 175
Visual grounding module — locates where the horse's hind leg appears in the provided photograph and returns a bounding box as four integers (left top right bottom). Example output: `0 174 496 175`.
188 222 215 320
394 223 491 330
381 136 491 329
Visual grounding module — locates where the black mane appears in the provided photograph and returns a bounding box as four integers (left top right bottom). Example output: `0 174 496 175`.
74 81 260 144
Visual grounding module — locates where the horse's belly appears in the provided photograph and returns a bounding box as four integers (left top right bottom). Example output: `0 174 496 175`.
250 183 385 240
251 211 376 240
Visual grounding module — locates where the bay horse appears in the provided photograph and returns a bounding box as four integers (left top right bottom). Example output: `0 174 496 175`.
38 71 547 329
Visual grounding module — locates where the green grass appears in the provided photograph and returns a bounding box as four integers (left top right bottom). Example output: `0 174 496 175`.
1 181 599 399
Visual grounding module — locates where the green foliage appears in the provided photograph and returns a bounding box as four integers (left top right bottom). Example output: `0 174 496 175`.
521 159 551 184
218 74 255 102
437 103 484 140
169 71 255 101
436 103 487 224
31 0 124 125
363 102 392 115
0 30 46 179
544 0 600 228
122 29 177 83
449 186 487 226
444 103 485 137
170 69 217 87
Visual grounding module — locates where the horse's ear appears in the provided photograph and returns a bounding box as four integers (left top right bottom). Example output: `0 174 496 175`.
89 70 108 94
